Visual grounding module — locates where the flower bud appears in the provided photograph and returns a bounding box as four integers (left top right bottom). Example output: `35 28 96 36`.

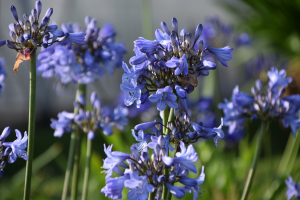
45 8 53 18
35 1 42 17
198 40 203 51
172 18 178 34
170 31 177 46
158 135 165 147
194 24 203 43
31 9 38 21
9 31 16 42
10 6 19 22
161 21 171 35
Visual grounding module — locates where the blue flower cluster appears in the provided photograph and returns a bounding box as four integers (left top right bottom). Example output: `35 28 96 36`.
121 17 233 110
219 67 300 137
50 92 128 138
285 175 300 200
37 16 126 84
0 1 85 52
0 59 6 97
101 140 205 200
0 127 28 177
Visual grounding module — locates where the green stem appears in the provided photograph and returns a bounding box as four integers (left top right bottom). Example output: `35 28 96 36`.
162 107 170 199
165 108 174 135
148 189 157 200
163 107 168 133
61 84 86 200
23 50 36 200
278 130 300 175
71 83 86 200
240 121 268 200
81 138 92 200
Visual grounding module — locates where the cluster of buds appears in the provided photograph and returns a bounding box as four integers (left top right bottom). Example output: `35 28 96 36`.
0 1 85 51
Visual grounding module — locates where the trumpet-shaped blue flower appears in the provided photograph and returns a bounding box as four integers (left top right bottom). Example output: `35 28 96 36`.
3 129 28 163
101 174 130 199
207 46 233 67
124 171 155 200
121 79 145 108
148 86 178 111
285 175 300 200
163 141 198 173
51 111 75 138
166 54 189 75
102 144 130 179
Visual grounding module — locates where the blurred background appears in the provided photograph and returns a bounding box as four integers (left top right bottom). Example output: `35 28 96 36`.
0 0 299 199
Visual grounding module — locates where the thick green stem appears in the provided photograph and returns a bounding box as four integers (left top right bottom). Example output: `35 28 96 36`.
81 138 92 200
70 83 86 200
163 108 168 133
241 122 268 200
23 50 36 200
62 84 86 200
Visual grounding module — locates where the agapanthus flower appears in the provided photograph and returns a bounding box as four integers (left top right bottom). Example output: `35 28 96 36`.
51 92 128 138
121 17 233 110
101 136 205 200
0 1 85 73
219 67 300 137
38 16 126 85
285 175 300 200
148 86 178 111
0 59 6 97
0 127 28 178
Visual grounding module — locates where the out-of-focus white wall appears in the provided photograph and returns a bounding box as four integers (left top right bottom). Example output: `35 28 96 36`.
0 0 234 126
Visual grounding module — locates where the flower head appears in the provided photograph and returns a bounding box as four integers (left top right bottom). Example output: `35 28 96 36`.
38 16 126 85
121 17 233 110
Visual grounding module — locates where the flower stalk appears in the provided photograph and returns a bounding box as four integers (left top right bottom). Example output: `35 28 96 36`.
61 83 86 200
241 121 268 200
70 83 86 200
23 50 36 200
81 138 92 200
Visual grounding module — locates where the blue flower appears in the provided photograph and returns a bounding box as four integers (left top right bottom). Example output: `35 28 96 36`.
148 86 178 111
120 79 145 108
124 171 155 200
101 174 130 199
166 54 189 75
112 106 128 130
50 111 75 137
268 67 292 91
285 175 300 200
3 129 28 163
166 183 186 198
207 46 233 67
102 144 129 178
162 141 198 173
131 130 152 151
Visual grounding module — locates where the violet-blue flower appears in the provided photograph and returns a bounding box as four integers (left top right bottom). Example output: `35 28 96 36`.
102 144 130 179
285 175 300 200
166 54 189 75
148 86 178 111
3 129 28 163
207 46 233 67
